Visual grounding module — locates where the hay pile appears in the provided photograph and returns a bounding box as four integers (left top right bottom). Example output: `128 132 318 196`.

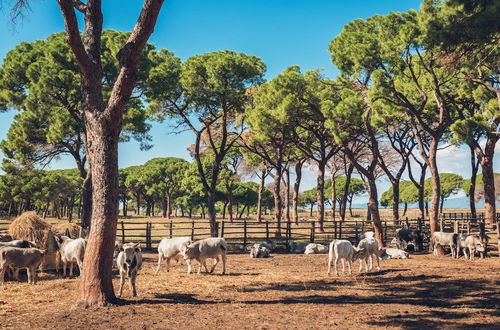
51 222 81 238
9 211 50 243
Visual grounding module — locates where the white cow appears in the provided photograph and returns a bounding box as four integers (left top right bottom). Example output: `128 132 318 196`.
156 237 192 273
55 236 86 277
456 234 486 260
181 238 227 275
379 248 409 260
116 242 143 297
250 244 271 258
304 243 328 254
0 247 46 284
288 241 309 253
327 240 365 276
357 237 381 272
430 232 458 258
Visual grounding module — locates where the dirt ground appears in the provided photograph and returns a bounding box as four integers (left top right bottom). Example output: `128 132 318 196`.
0 252 499 329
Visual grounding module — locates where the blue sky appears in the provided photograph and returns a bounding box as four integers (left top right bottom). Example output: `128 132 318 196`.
0 0 497 204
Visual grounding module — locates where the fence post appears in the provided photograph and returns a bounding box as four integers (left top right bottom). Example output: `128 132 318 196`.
310 221 315 243
339 221 343 239
243 220 247 247
121 221 125 243
334 221 337 239
191 220 195 241
417 218 422 232
287 220 291 240
355 221 359 243
453 220 458 233
169 221 173 239
266 221 269 239
146 222 151 250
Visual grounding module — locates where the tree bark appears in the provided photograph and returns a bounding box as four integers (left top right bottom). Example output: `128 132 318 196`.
392 181 400 223
340 164 354 221
273 169 283 235
257 170 266 223
227 184 234 223
480 136 498 224
367 177 384 247
468 145 478 220
316 161 326 231
427 138 441 234
292 161 303 224
284 167 291 222
81 171 92 229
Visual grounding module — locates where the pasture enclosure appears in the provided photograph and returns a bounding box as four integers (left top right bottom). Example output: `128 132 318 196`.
1 253 499 329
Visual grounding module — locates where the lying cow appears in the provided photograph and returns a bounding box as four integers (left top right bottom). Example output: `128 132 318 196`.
55 236 86 277
379 248 409 260
288 241 309 253
0 240 37 249
0 247 46 284
456 234 486 260
156 237 192 273
357 236 381 272
430 232 458 258
250 243 271 258
304 243 328 255
182 238 227 275
327 240 365 276
245 240 276 253
393 228 423 251
117 242 143 297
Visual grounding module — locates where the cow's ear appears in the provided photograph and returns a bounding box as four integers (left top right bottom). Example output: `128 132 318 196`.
135 247 141 253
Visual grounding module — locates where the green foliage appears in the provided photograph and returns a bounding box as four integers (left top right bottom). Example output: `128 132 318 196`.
424 173 464 200
381 181 419 207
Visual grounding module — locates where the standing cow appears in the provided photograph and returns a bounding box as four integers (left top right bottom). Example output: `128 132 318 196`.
55 236 86 277
156 237 192 273
0 247 46 285
117 242 143 297
327 240 365 276
456 234 486 260
357 236 381 272
181 238 227 275
393 228 423 251
430 232 459 258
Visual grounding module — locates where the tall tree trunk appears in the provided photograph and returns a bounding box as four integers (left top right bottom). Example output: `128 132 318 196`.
440 195 445 214
273 169 283 235
207 191 217 236
331 174 336 221
162 197 168 218
136 193 141 216
468 145 478 220
228 185 234 223
428 138 441 234
403 202 408 217
257 170 265 223
316 161 326 231
340 164 354 221
292 161 303 224
78 120 120 306
480 136 498 224
222 201 227 220
392 181 400 223
367 177 384 247
81 172 92 229
310 203 313 217
284 167 291 223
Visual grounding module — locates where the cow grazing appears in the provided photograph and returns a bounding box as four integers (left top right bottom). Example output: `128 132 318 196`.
182 238 227 275
327 240 365 276
0 240 37 249
0 247 46 284
379 248 409 260
55 236 86 277
430 232 459 258
116 242 143 297
156 237 192 273
393 228 423 251
357 237 381 272
250 243 271 258
456 234 486 260
304 243 328 255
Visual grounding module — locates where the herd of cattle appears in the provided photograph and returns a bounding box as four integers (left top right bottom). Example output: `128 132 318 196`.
0 226 495 297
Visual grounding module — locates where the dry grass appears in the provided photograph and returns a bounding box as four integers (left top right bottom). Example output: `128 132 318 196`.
8 212 50 243
1 253 499 329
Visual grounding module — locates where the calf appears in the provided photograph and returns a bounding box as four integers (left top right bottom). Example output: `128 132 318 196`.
456 234 486 260
0 247 46 284
430 232 459 258
55 236 86 277
304 243 328 255
357 237 381 272
181 238 227 275
156 237 192 273
250 244 271 258
327 240 365 276
116 242 143 297
379 248 409 260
